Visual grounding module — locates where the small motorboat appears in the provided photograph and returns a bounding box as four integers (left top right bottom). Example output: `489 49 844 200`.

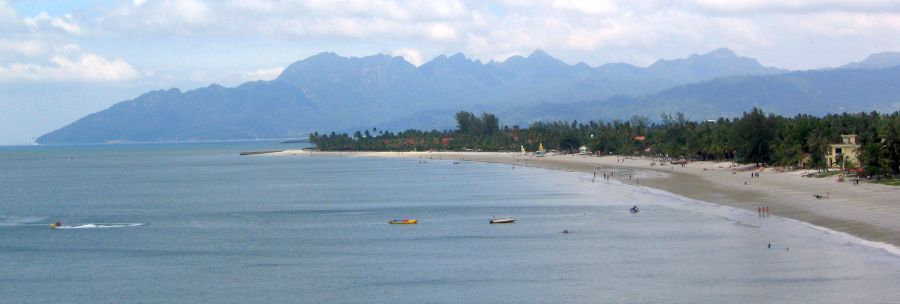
388 219 418 225
629 206 640 213
489 218 515 224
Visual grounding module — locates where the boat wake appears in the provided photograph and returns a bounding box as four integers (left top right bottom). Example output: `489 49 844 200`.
56 223 147 229
0 216 47 226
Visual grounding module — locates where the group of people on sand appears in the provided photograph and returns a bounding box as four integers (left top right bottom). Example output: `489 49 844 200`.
757 206 770 217
592 171 613 182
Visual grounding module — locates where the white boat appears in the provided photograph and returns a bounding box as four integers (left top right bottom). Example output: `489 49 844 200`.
490 218 515 224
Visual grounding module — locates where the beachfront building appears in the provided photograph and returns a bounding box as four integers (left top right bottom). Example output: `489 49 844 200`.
579 145 590 155
826 134 861 169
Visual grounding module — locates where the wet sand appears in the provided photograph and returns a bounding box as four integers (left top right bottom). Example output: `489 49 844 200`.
265 150 900 248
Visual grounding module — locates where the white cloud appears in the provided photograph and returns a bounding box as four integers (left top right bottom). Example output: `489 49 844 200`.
0 39 45 57
0 0 16 23
426 23 458 41
242 67 284 81
694 0 900 14
23 12 82 35
8 0 900 73
162 0 212 24
227 0 279 12
0 49 139 82
786 11 900 37
552 0 619 16
390 48 424 66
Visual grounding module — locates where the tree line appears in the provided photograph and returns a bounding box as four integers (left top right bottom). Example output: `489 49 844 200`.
310 108 900 178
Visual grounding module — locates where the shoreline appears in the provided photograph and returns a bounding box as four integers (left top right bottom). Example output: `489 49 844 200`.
260 150 900 249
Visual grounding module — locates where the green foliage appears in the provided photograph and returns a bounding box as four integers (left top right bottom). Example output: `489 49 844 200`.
806 128 831 172
858 133 889 178
880 113 900 175
310 109 900 179
734 108 776 164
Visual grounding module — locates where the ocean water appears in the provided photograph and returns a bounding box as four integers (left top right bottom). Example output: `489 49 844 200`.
2 142 899 303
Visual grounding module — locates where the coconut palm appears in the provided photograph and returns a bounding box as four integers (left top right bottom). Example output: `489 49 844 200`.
806 129 831 172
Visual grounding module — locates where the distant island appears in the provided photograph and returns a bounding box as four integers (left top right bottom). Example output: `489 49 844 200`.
279 139 309 144
311 109 900 181
36 49 900 144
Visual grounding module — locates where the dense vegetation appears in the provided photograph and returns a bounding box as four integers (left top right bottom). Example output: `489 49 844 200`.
311 108 900 178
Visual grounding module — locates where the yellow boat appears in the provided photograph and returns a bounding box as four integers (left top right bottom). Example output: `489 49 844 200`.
49 221 62 229
388 219 418 224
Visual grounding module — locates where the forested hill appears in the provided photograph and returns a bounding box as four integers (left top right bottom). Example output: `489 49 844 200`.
38 48 784 144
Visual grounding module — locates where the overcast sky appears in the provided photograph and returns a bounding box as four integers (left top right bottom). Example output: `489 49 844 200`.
2 0 900 145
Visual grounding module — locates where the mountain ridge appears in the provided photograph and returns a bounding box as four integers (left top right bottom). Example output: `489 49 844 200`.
842 52 900 70
507 66 900 124
39 48 798 143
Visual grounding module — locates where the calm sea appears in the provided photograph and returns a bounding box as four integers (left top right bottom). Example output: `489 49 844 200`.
2 142 899 303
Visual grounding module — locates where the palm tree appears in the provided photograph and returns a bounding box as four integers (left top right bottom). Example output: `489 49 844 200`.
880 115 900 175
806 129 830 172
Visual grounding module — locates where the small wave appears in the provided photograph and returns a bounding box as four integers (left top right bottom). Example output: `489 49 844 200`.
56 223 147 229
795 220 900 257
321 211 374 216
733 220 760 228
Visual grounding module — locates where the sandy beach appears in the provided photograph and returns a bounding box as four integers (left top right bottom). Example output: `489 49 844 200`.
266 150 900 248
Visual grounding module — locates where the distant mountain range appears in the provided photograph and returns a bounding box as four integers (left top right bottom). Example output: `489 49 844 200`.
37 49 900 144
506 66 900 123
842 52 900 70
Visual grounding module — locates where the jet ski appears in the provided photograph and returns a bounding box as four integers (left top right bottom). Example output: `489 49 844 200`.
50 221 62 229
629 206 639 213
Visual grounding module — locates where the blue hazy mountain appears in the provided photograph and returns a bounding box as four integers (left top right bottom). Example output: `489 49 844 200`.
510 65 900 123
842 52 900 70
38 48 787 143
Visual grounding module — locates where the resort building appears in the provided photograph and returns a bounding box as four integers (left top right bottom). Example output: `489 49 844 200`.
579 145 590 155
826 134 861 169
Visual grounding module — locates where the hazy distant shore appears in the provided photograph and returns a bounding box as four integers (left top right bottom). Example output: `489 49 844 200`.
260 150 900 248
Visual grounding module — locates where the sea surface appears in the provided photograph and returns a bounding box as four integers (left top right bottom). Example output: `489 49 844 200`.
2 142 899 303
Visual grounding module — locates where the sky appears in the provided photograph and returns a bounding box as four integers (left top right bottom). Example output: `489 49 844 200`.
2 0 900 145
